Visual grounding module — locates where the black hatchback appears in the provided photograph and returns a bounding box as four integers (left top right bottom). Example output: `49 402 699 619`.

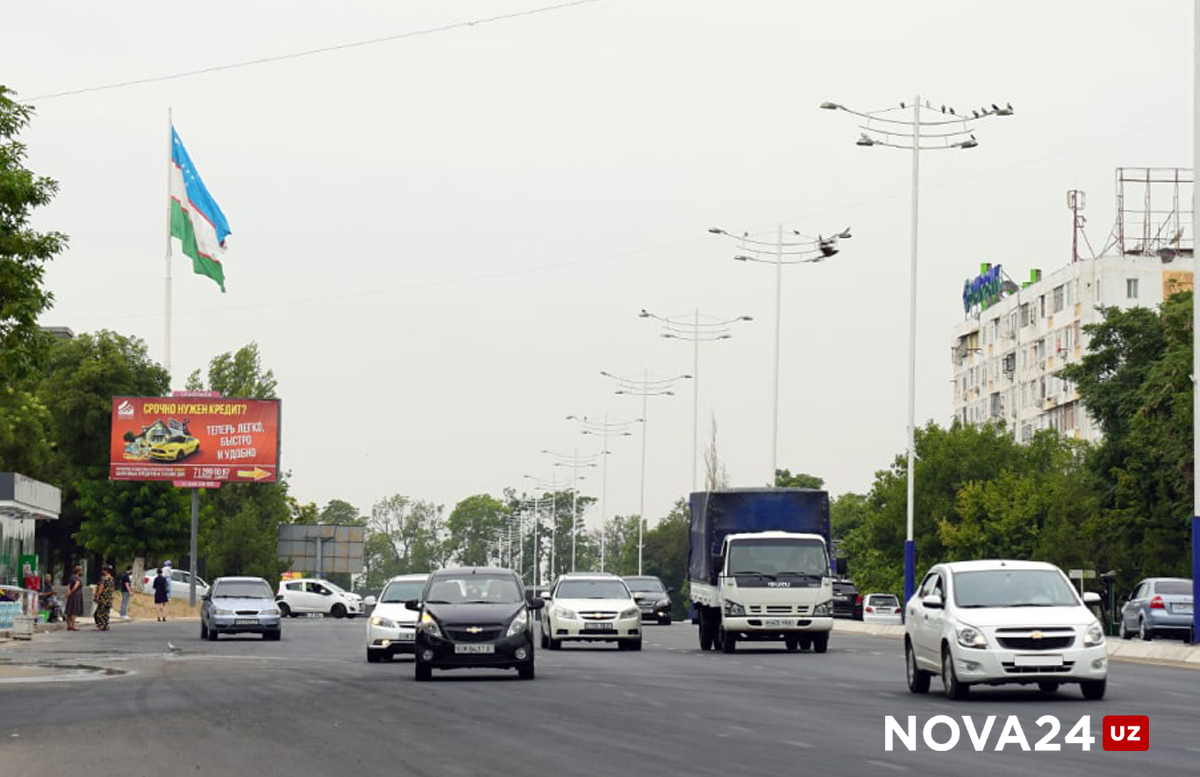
408 567 543 680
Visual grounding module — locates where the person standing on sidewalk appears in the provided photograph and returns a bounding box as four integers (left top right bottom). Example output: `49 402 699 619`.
64 565 84 631
118 565 133 619
153 567 169 621
93 566 114 630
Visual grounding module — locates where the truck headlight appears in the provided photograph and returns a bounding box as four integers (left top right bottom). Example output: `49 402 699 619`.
813 600 832 616
1083 622 1105 647
956 623 987 649
506 609 528 637
724 600 745 617
371 616 396 628
419 611 442 638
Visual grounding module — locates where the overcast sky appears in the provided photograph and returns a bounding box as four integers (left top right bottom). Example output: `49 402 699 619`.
4 1 1193 533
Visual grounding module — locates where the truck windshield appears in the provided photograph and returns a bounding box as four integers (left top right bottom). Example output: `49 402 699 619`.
726 539 827 578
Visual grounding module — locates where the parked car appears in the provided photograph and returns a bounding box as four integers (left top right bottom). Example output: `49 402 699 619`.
365 574 428 662
276 577 362 618
905 560 1107 700
142 568 210 599
861 593 903 625
410 567 542 680
622 575 673 624
831 579 860 619
200 576 282 641
1119 577 1194 641
540 572 642 650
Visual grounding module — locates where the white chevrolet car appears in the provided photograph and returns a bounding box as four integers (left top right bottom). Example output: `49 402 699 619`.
905 560 1107 700
276 578 363 618
540 573 642 650
365 573 428 662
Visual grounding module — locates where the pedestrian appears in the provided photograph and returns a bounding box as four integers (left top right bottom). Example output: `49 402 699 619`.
64 565 84 631
119 565 133 619
153 567 169 621
93 566 114 630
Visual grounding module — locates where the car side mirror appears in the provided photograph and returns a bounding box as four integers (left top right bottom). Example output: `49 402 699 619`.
538 591 551 599
201 594 211 602
404 599 421 612
528 597 545 610
363 596 377 606
633 593 645 601
666 587 675 594
1082 591 1101 605
921 594 943 609
835 557 848 576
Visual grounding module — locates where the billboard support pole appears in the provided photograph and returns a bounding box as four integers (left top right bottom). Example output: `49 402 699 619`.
189 487 198 607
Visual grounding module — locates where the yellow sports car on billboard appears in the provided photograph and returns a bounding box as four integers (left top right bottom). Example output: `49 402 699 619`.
149 434 200 461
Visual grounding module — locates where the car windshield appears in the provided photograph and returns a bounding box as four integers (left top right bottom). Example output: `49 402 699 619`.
213 581 273 599
953 570 1080 608
380 580 427 603
869 595 899 608
726 539 828 578
1156 580 1192 596
425 575 522 604
624 578 665 593
322 580 347 593
555 580 630 599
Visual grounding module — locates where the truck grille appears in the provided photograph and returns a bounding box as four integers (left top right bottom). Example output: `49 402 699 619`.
747 605 807 615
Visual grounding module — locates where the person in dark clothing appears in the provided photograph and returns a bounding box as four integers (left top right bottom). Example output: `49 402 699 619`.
64 565 84 630
119 566 133 619
93 566 114 630
153 568 170 621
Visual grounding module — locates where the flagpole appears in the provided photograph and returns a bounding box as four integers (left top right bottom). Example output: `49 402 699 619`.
164 107 173 386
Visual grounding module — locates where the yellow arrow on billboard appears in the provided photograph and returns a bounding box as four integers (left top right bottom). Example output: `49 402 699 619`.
236 467 270 481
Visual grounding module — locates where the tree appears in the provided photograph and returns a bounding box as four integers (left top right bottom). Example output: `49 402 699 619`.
775 469 824 489
320 499 365 526
703 414 730 489
185 342 277 397
0 85 67 380
446 494 508 566
641 498 689 617
360 494 447 587
600 514 641 576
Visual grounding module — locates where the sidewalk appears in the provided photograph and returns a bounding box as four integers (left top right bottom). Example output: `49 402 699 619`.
0 592 201 643
832 618 1200 668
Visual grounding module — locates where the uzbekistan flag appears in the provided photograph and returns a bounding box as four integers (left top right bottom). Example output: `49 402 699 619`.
170 127 232 292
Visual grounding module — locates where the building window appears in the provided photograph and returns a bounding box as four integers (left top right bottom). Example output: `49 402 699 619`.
1126 278 1139 299
1020 303 1030 327
1063 402 1076 430
1053 285 1064 312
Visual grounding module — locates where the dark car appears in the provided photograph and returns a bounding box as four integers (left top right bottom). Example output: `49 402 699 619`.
623 575 673 625
200 576 282 641
831 579 860 619
408 567 543 680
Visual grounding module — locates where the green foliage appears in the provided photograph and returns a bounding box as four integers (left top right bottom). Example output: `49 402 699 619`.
600 513 642 577
640 498 689 617
775 469 824 489
74 480 189 561
359 494 447 588
320 499 364 525
185 342 277 398
200 482 289 579
446 494 508 567
0 85 67 380
0 385 54 478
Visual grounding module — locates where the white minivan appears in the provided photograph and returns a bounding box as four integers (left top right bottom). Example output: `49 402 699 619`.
905 560 1107 700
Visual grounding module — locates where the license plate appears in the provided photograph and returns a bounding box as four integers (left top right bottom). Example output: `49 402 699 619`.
763 618 796 628
1014 654 1063 667
396 630 415 642
1175 603 1193 614
454 643 494 654
584 622 614 631
834 594 848 601
235 618 259 625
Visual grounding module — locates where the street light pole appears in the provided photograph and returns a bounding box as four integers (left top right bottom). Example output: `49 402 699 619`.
821 95 1012 602
639 370 648 575
709 226 849 484
567 414 638 572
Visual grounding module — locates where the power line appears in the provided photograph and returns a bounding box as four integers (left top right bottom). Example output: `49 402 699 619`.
23 0 605 103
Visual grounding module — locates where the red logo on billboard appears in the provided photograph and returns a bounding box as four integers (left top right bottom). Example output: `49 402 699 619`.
1102 716 1148 751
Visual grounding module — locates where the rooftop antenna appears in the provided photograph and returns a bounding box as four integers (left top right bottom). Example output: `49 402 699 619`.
1067 190 1086 263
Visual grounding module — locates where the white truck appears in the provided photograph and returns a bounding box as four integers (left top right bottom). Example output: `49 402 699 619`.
689 488 835 653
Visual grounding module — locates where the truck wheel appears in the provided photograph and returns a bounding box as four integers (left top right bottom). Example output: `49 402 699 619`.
811 633 829 654
699 626 713 651
720 628 737 653
785 637 799 652
799 636 812 651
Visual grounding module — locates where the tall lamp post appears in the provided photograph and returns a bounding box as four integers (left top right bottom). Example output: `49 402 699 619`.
567 414 639 571
544 448 600 572
822 96 1012 603
524 473 563 580
639 308 752 493
600 370 691 574
708 226 850 484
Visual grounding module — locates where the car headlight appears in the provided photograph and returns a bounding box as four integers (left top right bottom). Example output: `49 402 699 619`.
371 616 396 628
506 609 528 637
620 607 640 619
555 606 577 620
261 608 281 617
724 600 745 617
956 623 988 649
419 611 442 638
813 600 832 616
214 608 233 616
1083 622 1105 647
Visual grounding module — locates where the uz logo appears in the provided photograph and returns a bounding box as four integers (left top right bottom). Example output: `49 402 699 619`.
1102 715 1149 751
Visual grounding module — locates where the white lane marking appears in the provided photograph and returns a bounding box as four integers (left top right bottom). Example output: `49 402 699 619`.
786 741 814 749
865 760 909 772
1164 690 1189 698
727 725 752 733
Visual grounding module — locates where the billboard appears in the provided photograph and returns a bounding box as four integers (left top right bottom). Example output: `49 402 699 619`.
110 397 281 485
278 524 365 574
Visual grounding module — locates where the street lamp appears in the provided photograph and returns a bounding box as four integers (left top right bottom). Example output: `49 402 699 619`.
709 225 850 484
522 474 561 589
822 95 1012 603
600 370 691 574
640 308 752 493
567 414 639 571
544 449 599 572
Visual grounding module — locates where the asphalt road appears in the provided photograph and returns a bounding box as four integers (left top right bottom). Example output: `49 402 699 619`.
0 617 1194 777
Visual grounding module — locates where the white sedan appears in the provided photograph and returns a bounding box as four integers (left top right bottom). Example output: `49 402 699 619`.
540 573 642 650
862 593 903 625
365 574 428 662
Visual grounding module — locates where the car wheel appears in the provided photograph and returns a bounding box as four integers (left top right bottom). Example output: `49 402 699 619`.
785 637 799 652
720 627 737 654
658 615 671 626
540 625 549 649
518 659 535 680
905 640 931 694
547 635 561 651
1139 618 1152 641
270 631 282 641
1119 618 1131 639
346 614 357 620
367 650 381 663
200 620 208 640
414 657 432 682
811 632 829 654
207 624 219 642
278 602 291 618
626 637 642 652
942 647 969 700
1081 678 1106 700
331 603 347 619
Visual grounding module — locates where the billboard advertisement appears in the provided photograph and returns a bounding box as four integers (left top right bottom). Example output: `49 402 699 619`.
109 397 281 485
